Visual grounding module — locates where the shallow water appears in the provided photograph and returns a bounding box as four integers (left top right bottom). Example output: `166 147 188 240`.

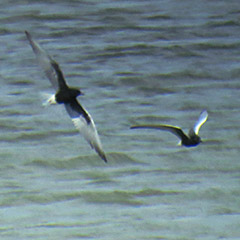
0 0 240 239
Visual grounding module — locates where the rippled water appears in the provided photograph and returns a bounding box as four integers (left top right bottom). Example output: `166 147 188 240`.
0 0 240 239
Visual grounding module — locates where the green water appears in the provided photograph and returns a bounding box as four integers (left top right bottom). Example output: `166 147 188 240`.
0 0 240 239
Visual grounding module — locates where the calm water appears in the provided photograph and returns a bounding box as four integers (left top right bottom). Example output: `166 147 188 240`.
0 0 240 239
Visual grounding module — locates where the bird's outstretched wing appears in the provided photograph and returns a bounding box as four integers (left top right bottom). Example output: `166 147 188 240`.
193 110 208 135
50 60 68 90
65 100 107 163
25 31 59 90
131 124 189 142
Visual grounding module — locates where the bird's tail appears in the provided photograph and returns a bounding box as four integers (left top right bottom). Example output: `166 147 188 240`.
40 93 57 107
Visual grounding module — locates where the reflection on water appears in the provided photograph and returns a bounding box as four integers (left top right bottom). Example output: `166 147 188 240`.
0 0 240 239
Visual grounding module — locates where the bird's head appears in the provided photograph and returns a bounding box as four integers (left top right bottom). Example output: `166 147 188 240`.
188 128 201 144
71 88 84 97
191 134 201 145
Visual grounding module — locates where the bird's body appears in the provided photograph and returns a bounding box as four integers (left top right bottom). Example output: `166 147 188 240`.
25 31 107 162
55 88 81 104
131 110 208 147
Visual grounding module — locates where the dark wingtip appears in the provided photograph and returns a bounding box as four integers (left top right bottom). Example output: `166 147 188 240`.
25 30 30 38
25 31 33 45
101 154 108 163
130 125 151 130
96 149 107 163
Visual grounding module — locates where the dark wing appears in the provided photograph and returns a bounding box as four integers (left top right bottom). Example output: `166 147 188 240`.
50 60 68 90
25 31 59 90
130 124 189 142
64 100 107 163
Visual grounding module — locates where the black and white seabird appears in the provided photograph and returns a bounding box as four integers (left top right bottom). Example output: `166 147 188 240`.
25 31 107 162
131 110 208 147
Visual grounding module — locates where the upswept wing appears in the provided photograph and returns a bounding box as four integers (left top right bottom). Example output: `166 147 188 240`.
25 31 59 90
193 110 208 135
50 61 68 90
131 124 189 142
65 101 107 163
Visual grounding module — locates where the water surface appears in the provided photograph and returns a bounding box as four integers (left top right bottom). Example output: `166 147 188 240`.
0 0 240 239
